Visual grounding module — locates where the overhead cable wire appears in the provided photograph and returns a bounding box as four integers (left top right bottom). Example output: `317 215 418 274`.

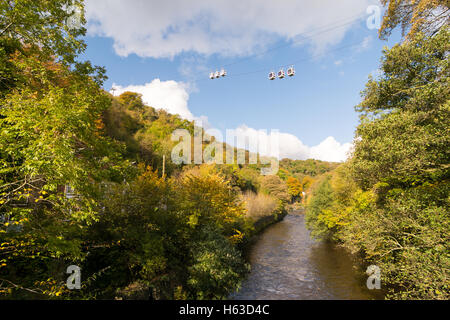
215 11 368 70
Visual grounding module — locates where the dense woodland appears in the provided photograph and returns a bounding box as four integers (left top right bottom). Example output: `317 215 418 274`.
306 0 449 300
0 0 448 300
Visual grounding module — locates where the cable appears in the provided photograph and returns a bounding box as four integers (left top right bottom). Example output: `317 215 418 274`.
142 12 370 85
226 39 368 79
214 11 368 70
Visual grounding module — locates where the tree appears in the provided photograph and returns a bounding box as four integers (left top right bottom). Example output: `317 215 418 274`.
0 0 86 63
349 30 450 299
306 29 450 299
353 29 449 189
286 176 303 202
302 176 314 192
260 175 290 203
305 175 334 240
0 0 129 298
118 91 146 111
0 51 127 297
379 0 449 40
83 167 183 299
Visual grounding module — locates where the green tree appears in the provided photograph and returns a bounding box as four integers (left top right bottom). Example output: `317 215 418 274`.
0 53 126 297
350 28 450 299
305 175 334 240
0 0 87 63
0 0 129 298
353 29 449 189
306 29 450 299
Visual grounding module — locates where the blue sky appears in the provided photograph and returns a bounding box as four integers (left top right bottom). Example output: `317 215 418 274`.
81 0 400 162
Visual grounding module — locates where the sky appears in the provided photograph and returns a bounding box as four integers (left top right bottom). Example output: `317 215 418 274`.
80 0 401 162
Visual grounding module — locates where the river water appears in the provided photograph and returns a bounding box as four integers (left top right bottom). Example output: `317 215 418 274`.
232 213 382 300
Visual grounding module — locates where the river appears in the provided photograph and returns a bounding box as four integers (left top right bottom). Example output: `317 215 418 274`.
231 212 383 300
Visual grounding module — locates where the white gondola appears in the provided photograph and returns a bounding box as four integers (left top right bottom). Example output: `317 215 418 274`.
287 66 295 77
268 71 276 80
278 69 285 79
214 71 220 78
209 72 215 79
220 69 227 77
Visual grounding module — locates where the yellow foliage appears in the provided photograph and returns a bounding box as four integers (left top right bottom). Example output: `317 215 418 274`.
228 229 244 244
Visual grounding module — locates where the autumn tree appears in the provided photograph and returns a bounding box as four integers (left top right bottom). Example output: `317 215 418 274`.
380 0 449 40
301 176 314 192
286 176 303 202
260 175 290 203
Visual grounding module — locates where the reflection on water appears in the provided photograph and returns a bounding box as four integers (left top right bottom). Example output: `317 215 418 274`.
231 214 383 300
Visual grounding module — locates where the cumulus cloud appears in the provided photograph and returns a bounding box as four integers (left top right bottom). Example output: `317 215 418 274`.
112 79 194 120
226 125 352 162
310 136 353 162
86 0 375 59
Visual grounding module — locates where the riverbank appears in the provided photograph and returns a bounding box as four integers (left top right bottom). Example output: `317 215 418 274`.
252 209 288 235
240 206 289 255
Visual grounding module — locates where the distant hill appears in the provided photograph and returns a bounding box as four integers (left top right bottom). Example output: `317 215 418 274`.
279 158 339 179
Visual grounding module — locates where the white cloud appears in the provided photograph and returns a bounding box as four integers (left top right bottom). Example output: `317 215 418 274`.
227 125 352 162
112 79 194 120
310 136 353 162
86 0 375 59
334 60 343 66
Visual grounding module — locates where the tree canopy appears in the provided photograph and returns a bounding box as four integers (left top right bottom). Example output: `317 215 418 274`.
306 28 450 299
380 0 450 40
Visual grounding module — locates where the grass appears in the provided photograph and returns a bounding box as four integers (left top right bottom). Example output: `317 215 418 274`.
241 191 278 219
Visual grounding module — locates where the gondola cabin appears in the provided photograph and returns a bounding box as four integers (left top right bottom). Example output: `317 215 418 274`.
268 71 276 80
287 66 295 77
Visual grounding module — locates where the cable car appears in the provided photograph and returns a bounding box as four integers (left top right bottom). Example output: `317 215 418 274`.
278 69 285 79
209 72 215 79
287 66 295 77
268 71 276 80
220 69 227 77
214 71 220 78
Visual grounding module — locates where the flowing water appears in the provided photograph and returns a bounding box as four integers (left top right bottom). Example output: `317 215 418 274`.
232 212 383 300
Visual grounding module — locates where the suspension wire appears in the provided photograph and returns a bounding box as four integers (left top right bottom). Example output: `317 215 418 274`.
214 11 368 70
108 11 370 89
226 39 368 79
